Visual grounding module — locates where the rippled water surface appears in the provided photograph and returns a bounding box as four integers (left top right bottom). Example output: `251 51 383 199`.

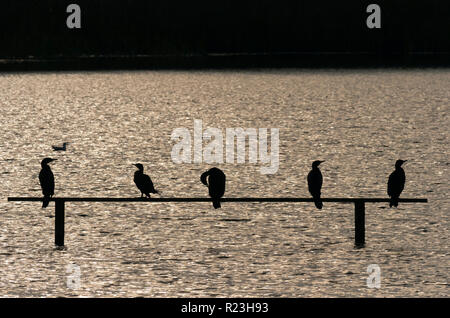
0 69 448 297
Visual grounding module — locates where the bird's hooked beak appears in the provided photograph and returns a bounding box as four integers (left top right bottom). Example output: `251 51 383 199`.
50 159 57 162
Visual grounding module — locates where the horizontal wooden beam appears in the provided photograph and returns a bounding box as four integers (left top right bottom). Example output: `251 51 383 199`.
7 197 428 203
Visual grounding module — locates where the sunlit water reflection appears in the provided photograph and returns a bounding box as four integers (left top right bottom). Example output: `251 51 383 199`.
0 69 448 297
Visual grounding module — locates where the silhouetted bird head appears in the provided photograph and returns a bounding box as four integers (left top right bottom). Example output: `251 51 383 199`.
134 163 144 171
312 160 325 168
41 158 56 166
395 159 407 168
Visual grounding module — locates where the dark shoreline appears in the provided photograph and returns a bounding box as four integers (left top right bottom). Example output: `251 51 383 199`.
1 53 450 72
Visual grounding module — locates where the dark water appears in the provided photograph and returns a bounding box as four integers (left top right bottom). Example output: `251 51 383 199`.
0 69 448 297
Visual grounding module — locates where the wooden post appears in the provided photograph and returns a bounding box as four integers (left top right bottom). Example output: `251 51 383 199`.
354 200 365 247
55 199 65 247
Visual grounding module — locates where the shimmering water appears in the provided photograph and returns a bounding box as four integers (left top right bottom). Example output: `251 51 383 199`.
0 69 448 297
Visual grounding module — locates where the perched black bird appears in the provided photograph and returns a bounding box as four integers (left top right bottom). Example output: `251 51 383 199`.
133 163 158 198
387 159 407 207
201 167 226 209
307 160 324 209
39 158 56 208
52 142 69 151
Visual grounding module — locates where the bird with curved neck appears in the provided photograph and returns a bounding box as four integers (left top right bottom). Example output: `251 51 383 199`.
307 160 324 209
387 159 407 207
201 167 226 209
39 158 57 208
133 163 158 198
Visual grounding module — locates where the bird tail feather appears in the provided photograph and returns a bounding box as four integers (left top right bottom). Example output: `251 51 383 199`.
213 199 221 209
390 197 399 208
313 196 323 210
42 196 50 208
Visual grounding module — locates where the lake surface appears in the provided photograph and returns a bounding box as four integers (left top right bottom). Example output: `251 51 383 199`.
0 69 448 297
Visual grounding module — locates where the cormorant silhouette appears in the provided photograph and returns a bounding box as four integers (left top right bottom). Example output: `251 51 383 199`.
133 163 158 198
387 159 407 207
307 160 324 209
39 158 56 208
52 142 69 151
201 167 226 209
